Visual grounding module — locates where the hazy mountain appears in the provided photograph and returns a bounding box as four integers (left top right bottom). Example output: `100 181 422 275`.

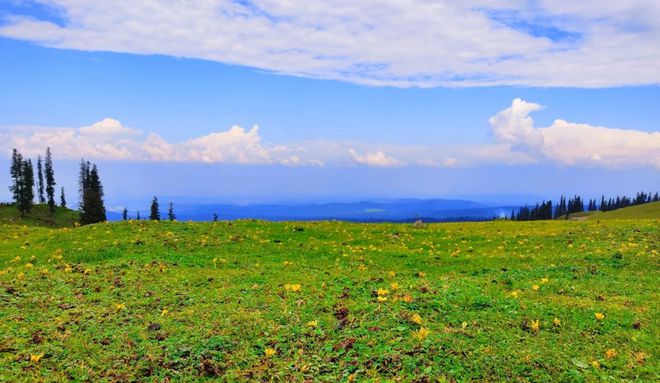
110 198 514 222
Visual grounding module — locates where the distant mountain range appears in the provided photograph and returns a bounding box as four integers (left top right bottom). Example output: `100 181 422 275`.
108 198 515 222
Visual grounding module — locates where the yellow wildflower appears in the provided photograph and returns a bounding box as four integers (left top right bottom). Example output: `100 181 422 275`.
595 312 605 321
377 296 388 303
306 320 318 328
605 349 617 359
540 277 549 284
410 313 423 325
388 271 396 278
114 303 126 311
510 291 519 298
591 360 600 369
553 318 561 327
25 263 33 269
530 319 540 333
264 347 276 358
161 308 169 316
284 283 301 292
30 354 44 363
413 327 430 340
376 288 389 296
418 271 426 278
390 282 399 291
402 295 414 303
532 284 540 291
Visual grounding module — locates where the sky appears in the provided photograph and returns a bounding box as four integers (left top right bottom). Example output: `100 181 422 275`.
0 0 659 208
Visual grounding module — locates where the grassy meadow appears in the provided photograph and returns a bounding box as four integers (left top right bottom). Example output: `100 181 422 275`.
0 218 658 382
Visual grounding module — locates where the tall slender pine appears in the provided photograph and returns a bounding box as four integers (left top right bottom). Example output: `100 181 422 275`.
150 197 160 220
36 155 45 203
44 147 56 214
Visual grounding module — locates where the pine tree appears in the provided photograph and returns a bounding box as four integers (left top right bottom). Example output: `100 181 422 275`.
36 155 45 203
9 149 24 207
150 197 160 220
122 208 128 221
213 213 218 222
18 159 35 215
44 147 56 214
79 160 106 225
60 187 66 208
136 211 141 221
168 202 175 221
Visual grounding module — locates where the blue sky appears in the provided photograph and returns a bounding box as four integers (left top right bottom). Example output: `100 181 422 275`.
0 1 659 207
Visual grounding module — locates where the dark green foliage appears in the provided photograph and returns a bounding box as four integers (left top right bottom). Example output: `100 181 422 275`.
44 147 56 214
21 159 35 214
60 187 66 208
37 155 45 204
122 207 128 221
168 202 175 221
599 191 658 212
514 191 658 221
8 149 35 216
79 160 106 225
9 149 23 205
150 197 161 221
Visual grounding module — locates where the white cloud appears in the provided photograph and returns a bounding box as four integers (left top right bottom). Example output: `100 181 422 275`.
349 149 402 167
0 120 305 165
78 118 140 136
1 102 658 168
1 1 659 87
490 99 660 168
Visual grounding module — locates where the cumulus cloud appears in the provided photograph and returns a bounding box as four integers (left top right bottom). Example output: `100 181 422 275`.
2 102 657 168
0 120 304 165
0 1 659 87
490 99 660 168
349 149 402 167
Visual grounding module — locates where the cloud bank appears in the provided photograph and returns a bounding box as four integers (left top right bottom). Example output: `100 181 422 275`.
1 100 658 168
1 1 659 87
490 99 660 168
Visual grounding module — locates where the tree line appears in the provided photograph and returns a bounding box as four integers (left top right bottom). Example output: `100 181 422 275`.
511 191 660 221
7 148 107 225
121 197 177 222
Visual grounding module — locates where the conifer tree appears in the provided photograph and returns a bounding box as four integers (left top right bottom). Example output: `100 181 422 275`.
19 159 35 215
136 211 141 220
122 208 128 221
44 147 56 214
36 155 45 203
168 202 175 221
150 197 160 220
9 149 24 206
79 160 106 225
60 187 66 208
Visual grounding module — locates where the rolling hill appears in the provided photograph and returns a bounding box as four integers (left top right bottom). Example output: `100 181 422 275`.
0 203 79 227
569 201 660 220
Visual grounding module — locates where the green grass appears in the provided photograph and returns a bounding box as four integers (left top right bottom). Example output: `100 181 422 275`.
567 201 660 220
0 204 79 227
584 202 660 220
0 219 658 382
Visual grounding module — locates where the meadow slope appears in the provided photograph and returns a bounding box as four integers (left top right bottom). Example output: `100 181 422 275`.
0 219 658 382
